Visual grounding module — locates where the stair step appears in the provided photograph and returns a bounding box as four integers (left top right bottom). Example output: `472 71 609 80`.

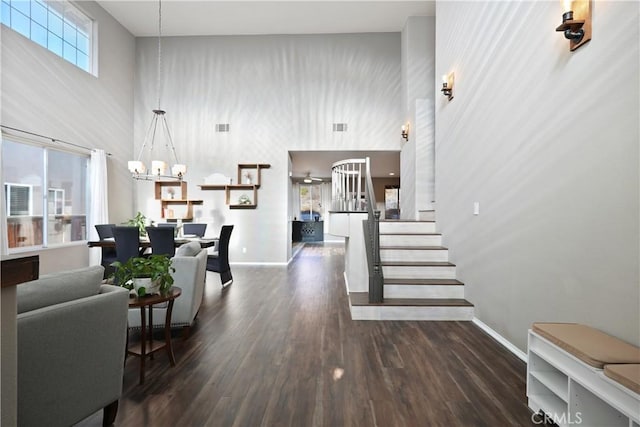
381 261 455 267
349 293 473 320
384 278 463 286
380 246 449 262
379 220 436 233
418 210 436 221
380 245 447 250
350 293 473 306
379 233 442 247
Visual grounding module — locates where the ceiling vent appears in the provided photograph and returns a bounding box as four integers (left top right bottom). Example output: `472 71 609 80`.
333 123 348 132
216 123 230 132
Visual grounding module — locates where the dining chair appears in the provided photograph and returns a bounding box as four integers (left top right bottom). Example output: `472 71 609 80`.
112 226 141 265
206 225 234 287
95 224 117 278
146 226 176 257
183 223 207 237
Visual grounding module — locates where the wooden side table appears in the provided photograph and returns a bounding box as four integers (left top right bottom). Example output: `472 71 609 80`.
127 286 182 384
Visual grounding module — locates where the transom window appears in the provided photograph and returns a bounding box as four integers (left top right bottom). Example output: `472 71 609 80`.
1 0 93 73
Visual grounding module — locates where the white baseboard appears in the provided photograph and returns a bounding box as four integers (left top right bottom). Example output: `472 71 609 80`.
472 317 527 362
229 262 288 266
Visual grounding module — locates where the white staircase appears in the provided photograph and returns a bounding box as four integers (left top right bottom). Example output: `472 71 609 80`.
349 211 474 321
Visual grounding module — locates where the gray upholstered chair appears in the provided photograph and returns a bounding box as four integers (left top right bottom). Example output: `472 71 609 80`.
17 265 129 427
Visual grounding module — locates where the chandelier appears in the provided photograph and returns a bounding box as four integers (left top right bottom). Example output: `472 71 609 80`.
128 0 186 181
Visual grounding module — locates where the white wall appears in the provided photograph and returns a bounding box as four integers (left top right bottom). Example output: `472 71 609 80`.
0 2 135 424
435 1 639 350
401 17 435 219
134 33 402 263
1 0 136 272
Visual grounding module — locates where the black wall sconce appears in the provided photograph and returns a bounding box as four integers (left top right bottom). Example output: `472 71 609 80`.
401 124 409 141
441 72 454 101
556 0 591 51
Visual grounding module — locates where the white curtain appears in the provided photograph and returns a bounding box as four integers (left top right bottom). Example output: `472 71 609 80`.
89 149 109 266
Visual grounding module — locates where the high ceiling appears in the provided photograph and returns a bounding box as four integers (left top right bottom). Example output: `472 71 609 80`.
97 1 413 182
98 1 435 37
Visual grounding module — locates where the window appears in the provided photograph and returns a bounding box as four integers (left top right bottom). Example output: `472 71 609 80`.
2 138 89 250
5 183 33 216
1 0 93 73
299 185 322 221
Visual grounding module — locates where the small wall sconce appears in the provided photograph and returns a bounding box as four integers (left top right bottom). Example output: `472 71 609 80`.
401 124 409 141
441 72 454 101
556 0 591 51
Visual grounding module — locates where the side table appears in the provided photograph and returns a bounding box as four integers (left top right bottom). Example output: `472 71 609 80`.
127 286 182 384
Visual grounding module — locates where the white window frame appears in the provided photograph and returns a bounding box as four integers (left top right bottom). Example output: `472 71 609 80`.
0 0 96 75
5 182 34 216
1 136 90 254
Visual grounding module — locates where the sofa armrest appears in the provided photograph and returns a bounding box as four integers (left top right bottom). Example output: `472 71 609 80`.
17 285 129 427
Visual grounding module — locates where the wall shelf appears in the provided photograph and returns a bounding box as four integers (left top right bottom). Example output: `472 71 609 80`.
155 181 202 220
199 163 270 209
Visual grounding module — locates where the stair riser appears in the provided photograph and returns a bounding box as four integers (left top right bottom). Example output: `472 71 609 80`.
379 222 436 234
382 265 456 279
418 211 436 221
384 285 464 299
351 305 473 321
379 235 442 247
380 249 449 262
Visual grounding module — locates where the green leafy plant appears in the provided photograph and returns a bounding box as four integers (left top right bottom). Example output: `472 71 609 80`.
110 255 175 296
123 211 149 237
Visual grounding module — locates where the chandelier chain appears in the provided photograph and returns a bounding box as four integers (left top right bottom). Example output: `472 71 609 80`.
157 0 162 110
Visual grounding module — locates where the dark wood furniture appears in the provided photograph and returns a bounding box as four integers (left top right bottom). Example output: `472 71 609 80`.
1 255 39 288
87 237 217 249
292 221 324 242
127 286 182 384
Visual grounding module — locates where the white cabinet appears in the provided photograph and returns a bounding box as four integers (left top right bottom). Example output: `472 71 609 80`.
527 330 640 427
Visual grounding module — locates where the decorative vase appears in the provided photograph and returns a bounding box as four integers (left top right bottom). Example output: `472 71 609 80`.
133 278 161 295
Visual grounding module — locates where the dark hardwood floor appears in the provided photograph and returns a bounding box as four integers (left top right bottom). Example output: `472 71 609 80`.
78 242 540 426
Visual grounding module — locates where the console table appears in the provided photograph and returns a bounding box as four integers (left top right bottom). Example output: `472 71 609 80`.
292 221 323 242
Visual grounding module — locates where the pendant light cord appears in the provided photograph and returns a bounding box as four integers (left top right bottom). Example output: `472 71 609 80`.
157 0 162 110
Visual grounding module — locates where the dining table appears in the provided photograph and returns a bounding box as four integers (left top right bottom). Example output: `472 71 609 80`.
87 236 218 249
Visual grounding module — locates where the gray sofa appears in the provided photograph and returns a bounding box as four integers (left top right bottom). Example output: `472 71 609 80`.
128 242 207 336
17 265 129 427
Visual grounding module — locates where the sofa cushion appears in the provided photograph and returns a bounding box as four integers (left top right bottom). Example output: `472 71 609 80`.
17 265 104 314
604 364 640 394
532 323 640 369
176 241 201 257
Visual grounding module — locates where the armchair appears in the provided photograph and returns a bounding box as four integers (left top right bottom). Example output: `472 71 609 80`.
17 266 129 427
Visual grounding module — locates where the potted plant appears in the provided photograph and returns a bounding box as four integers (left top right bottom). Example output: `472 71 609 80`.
110 255 175 297
124 211 149 237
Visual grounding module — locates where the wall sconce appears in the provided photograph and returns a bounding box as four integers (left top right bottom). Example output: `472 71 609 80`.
556 0 591 51
441 72 454 101
401 124 409 141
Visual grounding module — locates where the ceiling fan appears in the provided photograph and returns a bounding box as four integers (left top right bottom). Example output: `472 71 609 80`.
303 172 322 183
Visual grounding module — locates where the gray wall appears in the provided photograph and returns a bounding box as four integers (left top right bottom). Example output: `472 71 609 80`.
0 2 135 424
1 0 136 271
401 17 435 219
435 1 639 350
134 33 402 263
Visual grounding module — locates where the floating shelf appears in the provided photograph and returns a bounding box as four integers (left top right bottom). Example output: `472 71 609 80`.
200 163 270 209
